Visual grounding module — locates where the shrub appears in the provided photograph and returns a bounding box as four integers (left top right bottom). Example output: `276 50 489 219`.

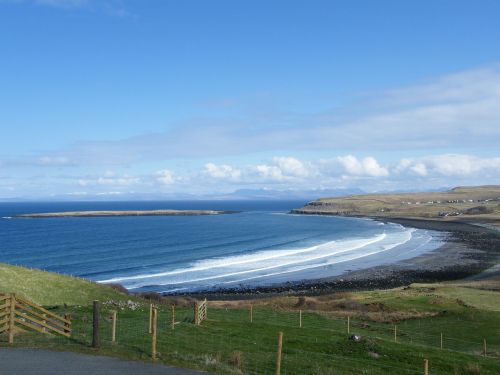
461 363 481 375
228 351 243 369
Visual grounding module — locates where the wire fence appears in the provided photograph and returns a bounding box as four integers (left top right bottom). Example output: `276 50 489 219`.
1 301 499 374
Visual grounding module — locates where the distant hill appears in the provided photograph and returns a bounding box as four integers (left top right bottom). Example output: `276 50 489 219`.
0 188 366 202
292 185 500 224
215 187 366 200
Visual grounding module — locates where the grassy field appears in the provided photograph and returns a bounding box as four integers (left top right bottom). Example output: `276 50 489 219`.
1 263 499 374
0 262 133 306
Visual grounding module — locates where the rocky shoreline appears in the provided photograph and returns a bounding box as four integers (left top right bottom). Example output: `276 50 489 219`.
165 218 500 300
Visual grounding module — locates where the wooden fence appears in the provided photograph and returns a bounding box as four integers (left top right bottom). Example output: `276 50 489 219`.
194 299 208 325
0 293 71 343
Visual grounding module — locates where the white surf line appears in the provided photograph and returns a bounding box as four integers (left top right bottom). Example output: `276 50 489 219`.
391 232 434 259
98 232 386 284
219 229 416 285
157 286 190 293
119 232 392 288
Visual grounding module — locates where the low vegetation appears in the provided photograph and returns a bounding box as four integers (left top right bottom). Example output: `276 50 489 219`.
1 263 499 374
0 262 133 306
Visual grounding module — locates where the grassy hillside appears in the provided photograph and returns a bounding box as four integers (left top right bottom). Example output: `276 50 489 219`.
1 263 499 374
293 185 500 225
0 262 133 306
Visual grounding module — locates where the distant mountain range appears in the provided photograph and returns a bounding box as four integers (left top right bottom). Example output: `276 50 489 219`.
206 188 366 200
0 188 365 202
0 187 454 202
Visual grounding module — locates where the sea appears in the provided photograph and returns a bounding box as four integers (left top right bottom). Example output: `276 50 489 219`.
0 201 443 294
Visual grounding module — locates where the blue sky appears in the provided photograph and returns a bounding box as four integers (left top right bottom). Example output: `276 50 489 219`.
1 0 500 199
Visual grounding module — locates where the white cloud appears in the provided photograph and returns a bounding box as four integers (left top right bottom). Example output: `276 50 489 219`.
410 162 428 176
78 173 140 187
97 175 139 186
155 169 176 185
272 157 310 178
203 163 241 181
336 155 389 177
37 156 73 166
201 155 388 185
67 191 88 196
96 191 123 196
394 154 500 177
3 152 499 199
253 164 285 182
77 179 89 187
247 157 314 183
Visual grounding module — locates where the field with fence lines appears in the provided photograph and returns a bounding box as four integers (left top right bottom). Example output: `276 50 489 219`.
2 261 499 374
3 294 499 374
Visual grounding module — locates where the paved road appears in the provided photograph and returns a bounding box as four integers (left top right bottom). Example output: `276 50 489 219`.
0 348 206 375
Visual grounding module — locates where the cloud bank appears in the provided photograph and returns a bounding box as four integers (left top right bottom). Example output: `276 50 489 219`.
1 64 499 198
15 64 498 169
14 153 493 199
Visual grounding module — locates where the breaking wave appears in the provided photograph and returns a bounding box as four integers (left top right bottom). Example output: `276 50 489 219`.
99 228 421 292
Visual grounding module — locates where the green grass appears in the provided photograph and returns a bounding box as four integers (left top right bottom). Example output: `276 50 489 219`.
4 303 500 375
0 262 133 306
1 263 500 374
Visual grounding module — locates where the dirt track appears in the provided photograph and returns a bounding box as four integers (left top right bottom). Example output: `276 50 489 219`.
0 348 206 375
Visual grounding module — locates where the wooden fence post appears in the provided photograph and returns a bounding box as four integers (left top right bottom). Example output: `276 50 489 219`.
92 300 100 348
483 338 487 357
394 325 397 343
63 314 71 335
42 313 47 333
250 305 253 323
424 359 429 375
8 294 15 344
171 305 175 330
194 301 199 325
275 331 283 375
347 316 350 334
440 333 443 350
149 303 153 334
151 308 158 361
299 310 302 328
111 311 117 342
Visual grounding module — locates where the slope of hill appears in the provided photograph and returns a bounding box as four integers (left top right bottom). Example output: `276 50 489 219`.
1 261 500 373
0 262 132 306
292 185 500 226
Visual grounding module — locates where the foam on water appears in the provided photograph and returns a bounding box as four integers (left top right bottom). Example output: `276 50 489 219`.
100 233 386 288
0 201 443 294
99 227 437 293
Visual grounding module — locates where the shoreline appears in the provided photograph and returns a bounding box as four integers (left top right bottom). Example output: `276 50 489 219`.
163 217 500 300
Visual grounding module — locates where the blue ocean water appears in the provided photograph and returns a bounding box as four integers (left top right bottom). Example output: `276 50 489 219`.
0 201 442 293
